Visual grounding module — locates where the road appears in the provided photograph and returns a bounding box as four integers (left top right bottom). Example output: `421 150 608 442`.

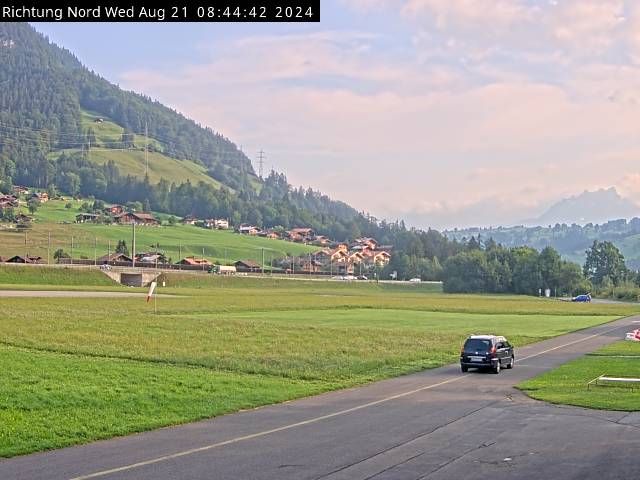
2 316 639 480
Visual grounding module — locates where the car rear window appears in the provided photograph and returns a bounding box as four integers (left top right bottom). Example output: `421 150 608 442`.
464 339 491 352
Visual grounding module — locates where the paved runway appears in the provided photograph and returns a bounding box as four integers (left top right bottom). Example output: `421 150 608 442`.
2 316 639 480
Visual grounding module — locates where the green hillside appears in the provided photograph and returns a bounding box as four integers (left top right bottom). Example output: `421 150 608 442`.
0 200 317 264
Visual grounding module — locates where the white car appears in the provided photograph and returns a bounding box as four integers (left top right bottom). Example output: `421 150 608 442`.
409 278 422 283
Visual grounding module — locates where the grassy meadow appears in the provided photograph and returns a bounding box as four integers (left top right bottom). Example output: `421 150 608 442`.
518 341 640 411
0 200 318 263
1 268 638 456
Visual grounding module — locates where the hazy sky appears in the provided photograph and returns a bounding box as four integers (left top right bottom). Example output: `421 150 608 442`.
34 0 640 229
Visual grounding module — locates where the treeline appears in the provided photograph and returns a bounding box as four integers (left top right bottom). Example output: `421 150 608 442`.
446 218 640 269
441 240 589 295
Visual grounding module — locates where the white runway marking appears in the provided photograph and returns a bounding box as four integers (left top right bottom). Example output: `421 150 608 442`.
69 320 634 480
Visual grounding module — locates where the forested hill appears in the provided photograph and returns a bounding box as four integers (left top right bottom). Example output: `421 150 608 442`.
0 22 252 190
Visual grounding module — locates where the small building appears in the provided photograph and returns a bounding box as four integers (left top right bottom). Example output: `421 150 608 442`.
6 255 43 264
258 230 280 239
213 219 229 229
97 253 132 264
114 212 159 226
105 204 125 216
76 213 100 224
178 257 213 267
12 186 29 195
29 192 49 203
237 224 260 235
94 118 104 123
181 215 198 225
299 259 323 273
234 259 261 272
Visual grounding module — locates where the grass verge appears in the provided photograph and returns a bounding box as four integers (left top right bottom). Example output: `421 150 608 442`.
518 341 640 411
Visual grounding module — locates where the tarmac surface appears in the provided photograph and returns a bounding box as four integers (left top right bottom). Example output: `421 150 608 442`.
1 316 639 480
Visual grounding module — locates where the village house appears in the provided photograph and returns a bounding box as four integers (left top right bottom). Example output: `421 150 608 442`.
15 213 32 224
12 186 29 195
97 253 132 264
298 259 323 273
177 257 213 267
237 224 260 235
5 255 43 264
234 259 261 272
311 235 331 247
203 218 230 229
258 230 280 239
181 215 198 225
365 250 391 266
114 212 159 226
29 192 49 203
75 213 100 224
105 204 125 216
0 195 18 208
354 237 378 250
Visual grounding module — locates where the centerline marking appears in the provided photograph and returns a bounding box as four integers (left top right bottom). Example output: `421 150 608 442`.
69 319 635 480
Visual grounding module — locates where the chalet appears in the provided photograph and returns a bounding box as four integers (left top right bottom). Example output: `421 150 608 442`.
105 204 125 216
348 251 365 264
290 227 314 237
312 235 331 247
334 243 349 252
234 259 261 272
12 186 29 195
0 195 18 208
76 213 100 224
366 251 391 266
0 256 8 263
286 231 304 242
178 257 213 267
213 219 229 229
258 230 280 239
181 215 198 225
315 248 348 263
6 255 43 264
15 214 32 224
237 224 260 235
97 253 132 263
114 212 159 226
137 253 164 264
354 237 378 250
298 259 323 273
203 218 230 230
29 192 49 203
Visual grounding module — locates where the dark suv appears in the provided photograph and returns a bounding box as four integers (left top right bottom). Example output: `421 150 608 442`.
460 335 514 374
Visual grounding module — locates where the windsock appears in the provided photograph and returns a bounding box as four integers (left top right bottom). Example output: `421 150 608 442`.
147 281 157 303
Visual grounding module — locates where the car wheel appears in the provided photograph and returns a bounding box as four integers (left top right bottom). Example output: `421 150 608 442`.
461 365 468 373
507 356 514 369
493 361 501 374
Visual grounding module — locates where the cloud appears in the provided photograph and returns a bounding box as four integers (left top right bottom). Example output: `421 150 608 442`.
119 7 640 228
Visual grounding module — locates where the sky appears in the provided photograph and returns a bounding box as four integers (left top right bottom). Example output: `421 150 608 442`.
33 0 640 229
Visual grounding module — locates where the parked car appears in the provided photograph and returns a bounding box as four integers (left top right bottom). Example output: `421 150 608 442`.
409 278 422 283
356 275 368 280
571 293 592 302
460 335 514 374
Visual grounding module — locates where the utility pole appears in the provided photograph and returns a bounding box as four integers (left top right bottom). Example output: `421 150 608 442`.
132 223 136 268
70 236 73 265
257 150 265 179
202 247 205 272
47 231 51 265
24 231 27 261
145 121 149 177
262 248 265 275
94 237 97 266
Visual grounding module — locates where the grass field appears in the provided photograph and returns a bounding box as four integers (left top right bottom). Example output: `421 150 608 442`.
518 341 640 411
0 200 318 263
1 271 637 457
